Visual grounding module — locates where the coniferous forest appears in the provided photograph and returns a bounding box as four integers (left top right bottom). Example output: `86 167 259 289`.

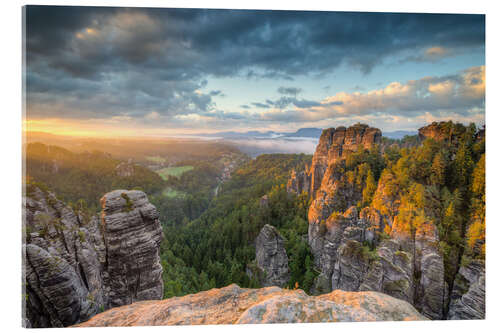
24 121 485 304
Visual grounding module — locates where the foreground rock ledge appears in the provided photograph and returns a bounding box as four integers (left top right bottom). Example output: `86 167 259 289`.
75 284 427 326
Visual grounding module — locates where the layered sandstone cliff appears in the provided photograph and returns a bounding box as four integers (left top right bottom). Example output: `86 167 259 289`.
287 124 381 197
447 260 485 320
287 124 451 320
247 224 290 287
417 121 469 143
307 204 446 319
22 186 163 328
75 284 427 326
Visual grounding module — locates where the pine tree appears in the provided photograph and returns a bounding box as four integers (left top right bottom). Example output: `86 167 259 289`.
362 169 377 207
430 151 446 186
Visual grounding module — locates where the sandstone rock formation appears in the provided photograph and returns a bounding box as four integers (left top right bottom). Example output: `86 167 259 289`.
447 260 485 320
248 224 290 287
307 206 446 319
287 123 448 320
75 284 427 326
286 123 381 197
418 121 467 143
306 204 442 316
308 207 383 292
287 167 310 195
22 186 163 328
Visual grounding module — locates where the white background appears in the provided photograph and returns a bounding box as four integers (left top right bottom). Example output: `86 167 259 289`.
1 0 498 332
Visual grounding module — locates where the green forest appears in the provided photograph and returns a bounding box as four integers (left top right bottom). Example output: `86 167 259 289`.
150 159 228 226
157 122 485 298
25 142 165 212
24 121 485 301
24 141 245 219
158 153 314 297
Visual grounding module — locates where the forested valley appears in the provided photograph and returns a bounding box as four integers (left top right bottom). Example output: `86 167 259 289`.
24 121 485 311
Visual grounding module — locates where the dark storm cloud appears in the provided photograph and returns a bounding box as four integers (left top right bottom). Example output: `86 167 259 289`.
25 6 485 122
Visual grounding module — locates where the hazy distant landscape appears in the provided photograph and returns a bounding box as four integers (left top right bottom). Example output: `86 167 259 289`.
192 128 417 156
26 127 418 159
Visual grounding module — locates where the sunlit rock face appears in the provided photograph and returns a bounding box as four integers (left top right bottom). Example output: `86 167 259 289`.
304 125 389 299
417 121 469 143
286 124 382 197
418 122 454 142
313 125 382 210
307 192 446 320
22 186 163 328
286 123 448 320
75 284 427 326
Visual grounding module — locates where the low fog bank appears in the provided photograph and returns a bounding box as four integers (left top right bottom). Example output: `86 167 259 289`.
225 137 319 157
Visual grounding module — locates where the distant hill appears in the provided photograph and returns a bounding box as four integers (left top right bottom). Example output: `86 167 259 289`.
201 128 416 141
200 128 323 139
283 128 323 138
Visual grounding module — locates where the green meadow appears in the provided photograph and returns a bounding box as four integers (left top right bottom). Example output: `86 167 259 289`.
156 166 194 180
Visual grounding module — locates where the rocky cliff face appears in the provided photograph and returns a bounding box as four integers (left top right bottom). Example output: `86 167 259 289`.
286 124 452 320
75 284 427 326
447 260 485 320
289 124 382 234
307 204 446 319
22 186 163 328
246 224 290 287
308 207 383 292
287 124 381 197
287 167 310 195
418 121 467 143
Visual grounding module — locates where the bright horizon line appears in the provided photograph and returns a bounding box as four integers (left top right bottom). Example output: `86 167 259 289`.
24 117 486 140
22 124 439 141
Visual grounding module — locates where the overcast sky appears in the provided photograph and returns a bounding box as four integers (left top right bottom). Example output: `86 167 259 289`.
24 6 485 136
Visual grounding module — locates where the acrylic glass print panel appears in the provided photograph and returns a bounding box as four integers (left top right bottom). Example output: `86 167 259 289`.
22 5 485 328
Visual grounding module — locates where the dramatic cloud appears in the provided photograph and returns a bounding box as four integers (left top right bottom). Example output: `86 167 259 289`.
24 6 485 131
258 66 485 122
